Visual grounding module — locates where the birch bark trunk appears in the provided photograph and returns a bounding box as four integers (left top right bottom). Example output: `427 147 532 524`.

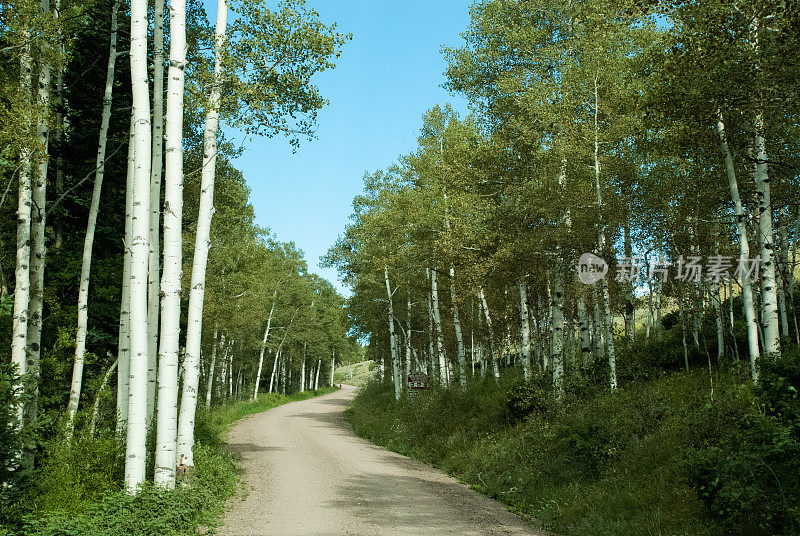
154 0 186 487
27 0 57 428
177 0 227 467
405 294 412 378
429 268 448 385
89 358 118 437
314 359 320 390
550 269 565 398
124 0 153 491
385 265 401 399
205 327 221 408
253 293 276 400
594 75 616 390
116 116 135 430
777 220 790 336
449 265 466 386
146 0 165 428
716 111 760 378
750 19 780 359
330 353 335 386
67 0 121 435
519 280 532 381
11 26 33 423
268 351 279 393
478 287 500 382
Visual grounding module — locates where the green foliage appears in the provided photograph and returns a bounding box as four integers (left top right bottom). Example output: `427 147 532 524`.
21 387 338 536
346 370 790 536
682 348 800 535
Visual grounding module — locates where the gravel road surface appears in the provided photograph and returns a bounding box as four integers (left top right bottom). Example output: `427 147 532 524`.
218 384 545 536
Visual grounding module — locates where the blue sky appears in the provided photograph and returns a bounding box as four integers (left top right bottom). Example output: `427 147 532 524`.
209 1 472 294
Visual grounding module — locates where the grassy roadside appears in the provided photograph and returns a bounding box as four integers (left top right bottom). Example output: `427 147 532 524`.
345 364 800 536
333 360 374 389
21 387 339 536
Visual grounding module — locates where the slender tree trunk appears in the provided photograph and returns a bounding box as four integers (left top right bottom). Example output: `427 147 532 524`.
679 291 689 371
253 293 276 400
577 294 591 362
385 265 401 399
777 219 790 336
124 0 153 492
153 0 186 488
146 0 165 428
205 327 220 408
11 18 34 427
27 0 57 429
429 268 448 385
268 351 279 393
330 352 335 386
750 19 780 360
717 111 760 378
67 0 121 435
177 0 227 467
426 293 436 381
89 358 118 437
594 75 616 390
117 116 135 430
478 287 499 382
405 294 412 378
314 359 320 390
519 280 532 381
550 269 565 398
300 345 306 393
449 265 466 386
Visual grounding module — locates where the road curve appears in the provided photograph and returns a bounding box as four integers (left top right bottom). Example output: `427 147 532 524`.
218 384 545 536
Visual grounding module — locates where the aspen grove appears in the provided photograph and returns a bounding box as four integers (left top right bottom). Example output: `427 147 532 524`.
0 0 351 515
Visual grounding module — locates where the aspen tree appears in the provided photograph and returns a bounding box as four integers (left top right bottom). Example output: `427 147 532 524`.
146 0 165 426
154 0 186 487
67 0 122 435
124 0 153 492
177 0 227 467
117 116 135 429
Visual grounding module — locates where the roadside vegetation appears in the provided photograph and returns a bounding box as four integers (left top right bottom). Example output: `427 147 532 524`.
14 387 337 536
347 345 800 536
334 360 375 389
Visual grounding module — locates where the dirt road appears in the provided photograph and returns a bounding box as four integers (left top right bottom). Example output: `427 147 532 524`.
218 384 545 536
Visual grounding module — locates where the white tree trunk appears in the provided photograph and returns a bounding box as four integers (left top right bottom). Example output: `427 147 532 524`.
27 0 56 427
117 116 135 429
405 294 412 378
385 265 401 399
429 268 448 385
177 0 227 467
550 269 565 397
124 0 153 492
11 21 33 427
89 358 118 437
300 351 306 393
205 327 220 408
577 295 591 361
478 287 500 382
594 75 616 391
153 0 186 487
716 111 760 377
753 115 780 357
519 280 532 381
314 359 321 390
268 351 279 393
253 293 276 400
777 220 790 336
449 265 466 386
330 353 335 386
146 0 165 428
67 0 121 435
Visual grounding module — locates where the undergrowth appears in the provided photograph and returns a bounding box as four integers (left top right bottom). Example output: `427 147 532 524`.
346 353 800 536
13 386 338 536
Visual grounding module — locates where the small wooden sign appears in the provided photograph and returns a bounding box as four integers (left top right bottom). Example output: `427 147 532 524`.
407 373 429 390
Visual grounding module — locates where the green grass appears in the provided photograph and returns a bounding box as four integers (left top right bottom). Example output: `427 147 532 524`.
20 386 339 536
333 360 374 388
344 371 766 536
